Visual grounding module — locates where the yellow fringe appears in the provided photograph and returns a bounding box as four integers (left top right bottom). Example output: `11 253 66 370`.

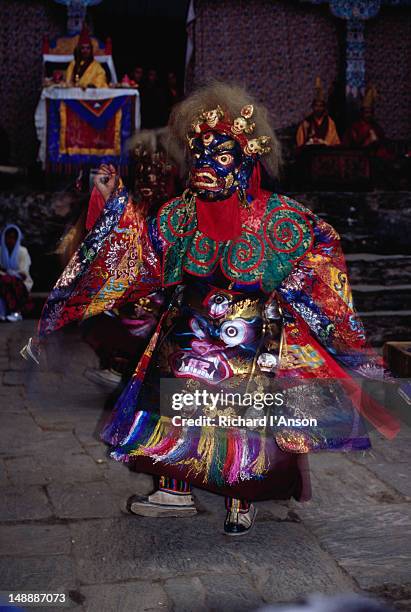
251 434 267 475
186 426 215 484
130 417 166 456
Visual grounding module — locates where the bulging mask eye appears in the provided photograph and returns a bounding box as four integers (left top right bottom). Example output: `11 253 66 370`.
215 153 234 166
220 320 247 346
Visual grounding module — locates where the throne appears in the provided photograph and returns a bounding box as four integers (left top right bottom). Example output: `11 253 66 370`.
36 32 139 173
42 33 117 84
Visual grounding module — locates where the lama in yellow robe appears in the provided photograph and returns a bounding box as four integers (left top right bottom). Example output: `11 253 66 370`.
65 60 108 88
296 115 340 147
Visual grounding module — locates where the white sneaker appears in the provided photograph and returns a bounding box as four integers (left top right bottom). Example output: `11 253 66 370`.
127 489 198 517
224 504 257 536
6 312 22 322
84 367 122 389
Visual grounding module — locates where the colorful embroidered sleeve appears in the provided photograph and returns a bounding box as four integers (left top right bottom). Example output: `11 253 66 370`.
277 206 399 439
278 210 373 368
38 188 161 338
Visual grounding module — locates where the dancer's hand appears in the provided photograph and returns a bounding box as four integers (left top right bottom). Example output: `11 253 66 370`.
94 164 118 201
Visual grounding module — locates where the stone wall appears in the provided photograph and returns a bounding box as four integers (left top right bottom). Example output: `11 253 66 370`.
0 190 87 291
191 1 411 139
291 191 411 255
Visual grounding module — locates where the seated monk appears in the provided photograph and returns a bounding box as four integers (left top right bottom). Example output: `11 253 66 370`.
0 224 33 322
65 24 107 89
296 77 340 148
344 86 392 160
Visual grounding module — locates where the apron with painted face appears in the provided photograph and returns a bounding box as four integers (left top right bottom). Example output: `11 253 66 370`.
157 280 281 387
110 267 311 502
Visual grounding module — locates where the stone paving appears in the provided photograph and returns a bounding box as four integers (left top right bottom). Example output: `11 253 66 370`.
0 321 410 612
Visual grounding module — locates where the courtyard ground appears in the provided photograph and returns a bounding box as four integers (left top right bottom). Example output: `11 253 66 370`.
0 321 410 612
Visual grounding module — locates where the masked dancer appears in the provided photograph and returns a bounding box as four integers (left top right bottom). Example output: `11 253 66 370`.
26 83 398 536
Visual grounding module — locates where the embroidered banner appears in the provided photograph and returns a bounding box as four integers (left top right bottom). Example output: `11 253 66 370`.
46 95 135 171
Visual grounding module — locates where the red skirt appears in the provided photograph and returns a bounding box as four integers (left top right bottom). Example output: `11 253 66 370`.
0 274 29 313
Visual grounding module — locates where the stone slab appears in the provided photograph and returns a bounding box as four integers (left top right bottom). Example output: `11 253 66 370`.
0 555 76 592
74 423 104 446
0 485 53 522
74 418 106 445
26 430 84 454
366 583 411 612
47 481 119 519
0 458 9 486
41 453 106 485
230 522 355 602
0 413 45 458
70 516 240 584
359 461 411 499
5 456 49 486
0 524 72 556
304 452 404 510
201 573 264 612
28 400 104 425
163 576 207 612
0 398 28 413
2 371 25 386
81 582 168 612
0 429 86 460
347 256 411 286
298 503 411 590
28 403 99 432
31 388 106 413
0 411 42 437
84 444 110 464
354 429 411 465
0 357 10 370
0 385 24 397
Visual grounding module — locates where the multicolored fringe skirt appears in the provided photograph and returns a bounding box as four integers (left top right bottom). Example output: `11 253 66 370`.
105 411 311 501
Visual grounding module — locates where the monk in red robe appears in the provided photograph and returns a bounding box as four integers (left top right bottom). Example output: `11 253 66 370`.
344 87 393 160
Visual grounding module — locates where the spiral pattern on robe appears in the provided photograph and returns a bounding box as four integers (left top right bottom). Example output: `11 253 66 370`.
223 229 264 278
159 199 196 243
186 233 220 270
263 206 314 261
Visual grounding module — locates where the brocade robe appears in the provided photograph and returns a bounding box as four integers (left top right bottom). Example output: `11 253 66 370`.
37 188 398 500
